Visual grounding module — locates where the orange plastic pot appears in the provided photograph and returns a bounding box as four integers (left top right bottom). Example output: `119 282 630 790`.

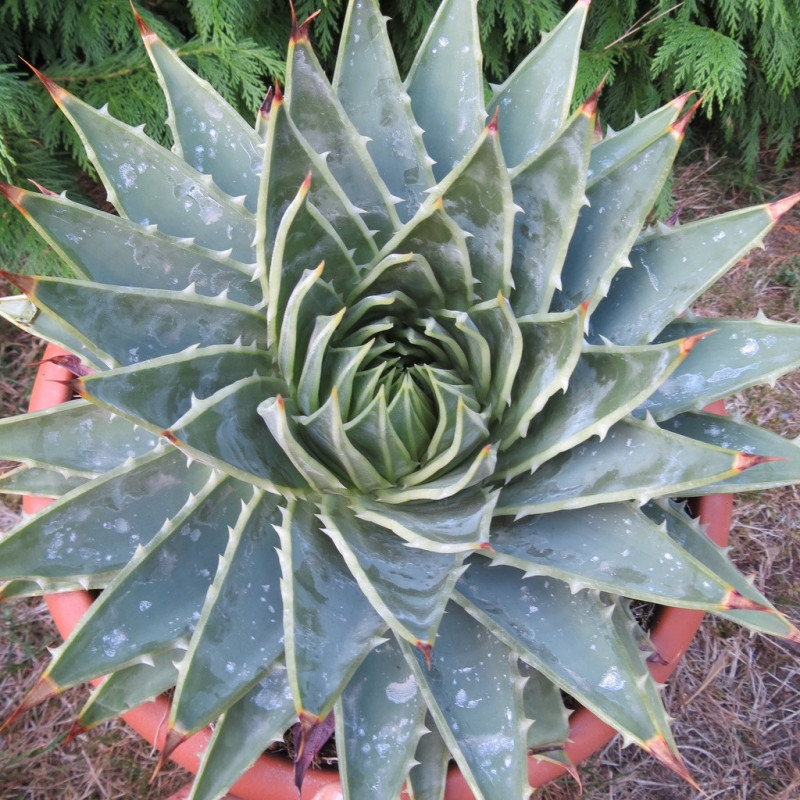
25 343 732 800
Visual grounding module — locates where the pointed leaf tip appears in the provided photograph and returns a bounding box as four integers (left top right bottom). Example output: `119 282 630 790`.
130 3 155 40
415 640 433 669
581 75 607 117
680 329 715 356
0 181 25 209
290 4 321 43
644 736 699 789
293 710 335 792
151 729 186 783
721 589 771 613
671 96 704 138
27 179 59 197
487 107 500 134
767 192 800 221
259 86 275 119
1 675 60 732
20 59 67 104
671 90 697 112
64 720 88 744
733 453 787 473
0 270 35 294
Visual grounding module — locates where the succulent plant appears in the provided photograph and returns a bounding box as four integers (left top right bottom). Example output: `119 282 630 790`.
2 0 800 798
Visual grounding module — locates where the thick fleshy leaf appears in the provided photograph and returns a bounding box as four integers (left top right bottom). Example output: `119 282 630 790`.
0 465 88 498
267 177 358 347
519 663 570 755
321 496 467 645
4 273 265 368
435 121 514 300
78 644 184 730
170 491 284 737
33 72 256 260
335 637 427 800
399 602 530 800
333 0 435 221
374 201 473 310
43 475 250 688
455 559 678 752
556 119 684 312
80 345 277 431
259 94 377 265
489 502 747 608
0 399 158 474
644 500 800 639
591 202 781 345
170 377 307 491
496 417 747 516
0 294 107 368
2 186 258 302
138 16 263 210
0 449 210 587
587 95 689 185
509 100 594 315
498 307 585 447
277 499 385 719
405 0 485 179
488 0 589 167
497 337 697 480
189 663 296 800
286 22 400 243
659 412 800 492
408 714 449 800
643 317 800 419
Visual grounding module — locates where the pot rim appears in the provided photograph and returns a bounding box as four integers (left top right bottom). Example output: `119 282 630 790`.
24 343 732 799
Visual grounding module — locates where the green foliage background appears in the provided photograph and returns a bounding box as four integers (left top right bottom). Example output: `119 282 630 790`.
1 0 798 276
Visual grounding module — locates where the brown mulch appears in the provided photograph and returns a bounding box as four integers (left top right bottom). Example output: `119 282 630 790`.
1 154 799 799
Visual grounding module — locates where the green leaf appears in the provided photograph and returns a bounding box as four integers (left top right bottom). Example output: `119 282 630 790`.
643 317 800 419
556 121 683 312
81 345 277 431
435 122 514 300
141 22 263 210
644 500 800 639
286 26 400 243
407 714 449 800
659 412 800 493
0 399 157 474
519 663 570 754
78 644 184 730
277 499 385 719
498 308 585 448
399 603 530 800
16 275 266 368
489 502 746 609
170 376 307 492
591 203 779 345
42 79 256 261
497 337 694 480
0 449 211 587
488 0 589 167
405 0 485 179
4 187 259 302
335 637 427 800
321 497 467 646
455 560 677 753
190 663 297 800
0 465 88 498
333 0 435 222
44 475 250 689
170 490 284 737
353 486 496 553
509 101 593 316
348 253 445 311
496 417 745 516
258 94 377 267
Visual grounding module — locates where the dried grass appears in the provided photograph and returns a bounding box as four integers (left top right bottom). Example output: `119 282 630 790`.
1 156 799 798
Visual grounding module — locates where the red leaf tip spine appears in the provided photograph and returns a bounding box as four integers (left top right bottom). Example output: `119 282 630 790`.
767 191 800 221
130 3 156 40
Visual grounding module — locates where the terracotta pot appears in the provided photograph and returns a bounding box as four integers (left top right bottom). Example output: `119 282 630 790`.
25 343 733 800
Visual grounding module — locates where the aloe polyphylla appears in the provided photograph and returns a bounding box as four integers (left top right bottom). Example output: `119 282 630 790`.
2 0 800 797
